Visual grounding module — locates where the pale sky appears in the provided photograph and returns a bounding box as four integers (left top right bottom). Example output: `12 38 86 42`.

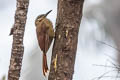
0 0 118 80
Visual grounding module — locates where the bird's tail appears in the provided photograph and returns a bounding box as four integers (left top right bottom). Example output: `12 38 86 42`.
43 53 48 76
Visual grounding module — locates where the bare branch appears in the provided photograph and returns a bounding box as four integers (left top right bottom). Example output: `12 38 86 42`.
48 0 84 80
8 0 29 80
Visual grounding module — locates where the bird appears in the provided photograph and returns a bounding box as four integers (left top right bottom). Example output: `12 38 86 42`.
35 10 54 76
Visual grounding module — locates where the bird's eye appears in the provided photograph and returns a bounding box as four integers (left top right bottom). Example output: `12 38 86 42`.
38 19 42 22
37 19 41 22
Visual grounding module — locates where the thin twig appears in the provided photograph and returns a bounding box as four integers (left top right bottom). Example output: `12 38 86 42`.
92 70 117 80
96 40 120 52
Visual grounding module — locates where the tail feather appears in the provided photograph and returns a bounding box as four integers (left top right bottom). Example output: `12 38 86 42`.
43 53 48 76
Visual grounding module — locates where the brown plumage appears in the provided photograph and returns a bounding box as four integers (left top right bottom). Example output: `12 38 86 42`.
35 10 54 76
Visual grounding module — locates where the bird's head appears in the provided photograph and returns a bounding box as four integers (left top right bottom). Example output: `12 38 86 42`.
35 10 52 26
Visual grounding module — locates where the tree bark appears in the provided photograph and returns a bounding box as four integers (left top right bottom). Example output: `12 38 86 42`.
48 0 84 80
8 0 29 80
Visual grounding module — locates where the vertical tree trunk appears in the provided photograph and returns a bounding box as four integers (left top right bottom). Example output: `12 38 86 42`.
48 0 84 80
8 0 29 80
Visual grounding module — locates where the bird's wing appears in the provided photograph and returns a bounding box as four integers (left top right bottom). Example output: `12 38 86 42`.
36 23 46 53
36 23 52 53
44 29 53 53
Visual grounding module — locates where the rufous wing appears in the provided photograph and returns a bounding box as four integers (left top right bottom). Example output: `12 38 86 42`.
36 23 53 53
36 22 53 76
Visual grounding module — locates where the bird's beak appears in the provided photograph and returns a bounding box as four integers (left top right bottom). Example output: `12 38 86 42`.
44 10 52 17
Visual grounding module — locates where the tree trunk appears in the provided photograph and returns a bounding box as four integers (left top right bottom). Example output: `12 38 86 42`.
48 0 84 80
8 0 29 80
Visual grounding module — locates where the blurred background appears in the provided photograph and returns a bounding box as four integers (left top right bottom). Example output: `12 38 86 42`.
0 0 120 80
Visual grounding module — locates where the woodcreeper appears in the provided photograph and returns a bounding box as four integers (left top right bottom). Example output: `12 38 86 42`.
35 10 54 76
